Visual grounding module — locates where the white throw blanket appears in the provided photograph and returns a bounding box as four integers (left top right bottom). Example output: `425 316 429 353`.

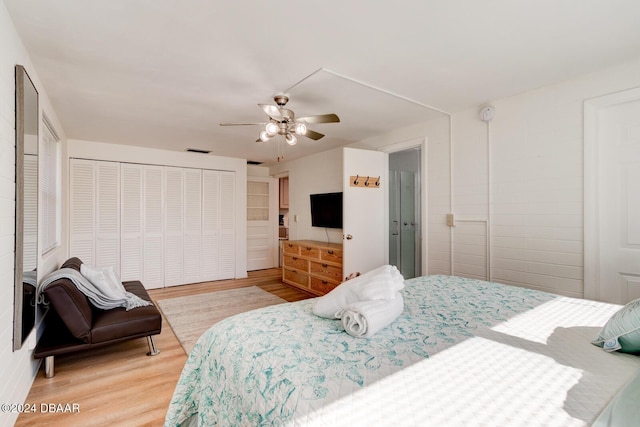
337 294 404 338
312 264 404 319
38 267 152 311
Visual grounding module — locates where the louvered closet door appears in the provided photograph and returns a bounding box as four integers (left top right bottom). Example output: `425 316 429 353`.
23 154 38 270
120 164 143 281
219 171 235 279
183 169 202 284
95 161 120 273
201 170 220 281
143 166 164 289
70 159 96 265
164 167 184 286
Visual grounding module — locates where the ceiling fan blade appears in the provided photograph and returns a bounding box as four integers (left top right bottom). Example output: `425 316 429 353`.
258 104 283 121
296 113 340 124
220 122 267 126
303 129 324 140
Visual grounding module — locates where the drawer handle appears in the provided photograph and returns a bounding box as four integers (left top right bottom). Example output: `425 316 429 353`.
327 250 334 254
288 243 293 247
306 247 312 250
293 256 298 260
322 280 328 284
322 263 328 268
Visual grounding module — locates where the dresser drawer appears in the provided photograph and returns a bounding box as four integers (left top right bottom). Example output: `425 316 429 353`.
310 261 342 282
283 268 308 287
283 254 308 271
310 277 340 295
300 245 320 259
320 248 343 264
283 242 300 255
281 240 343 296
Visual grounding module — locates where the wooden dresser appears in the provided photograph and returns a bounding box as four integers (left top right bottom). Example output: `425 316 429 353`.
282 240 343 296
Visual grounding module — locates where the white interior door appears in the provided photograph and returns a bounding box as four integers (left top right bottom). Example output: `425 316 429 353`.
95 161 120 273
164 167 185 286
342 147 386 278
247 177 278 271
70 159 96 266
597 97 640 303
219 171 236 279
143 165 164 289
120 163 143 281
23 154 38 271
202 170 220 281
183 169 203 283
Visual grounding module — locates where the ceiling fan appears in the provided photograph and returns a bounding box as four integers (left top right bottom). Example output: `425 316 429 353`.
220 94 340 146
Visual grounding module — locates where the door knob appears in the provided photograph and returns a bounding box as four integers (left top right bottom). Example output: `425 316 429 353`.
345 234 353 240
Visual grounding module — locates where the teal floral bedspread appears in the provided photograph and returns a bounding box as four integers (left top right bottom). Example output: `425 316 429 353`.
164 275 640 427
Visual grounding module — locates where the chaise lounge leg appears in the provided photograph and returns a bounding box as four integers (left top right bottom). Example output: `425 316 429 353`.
146 336 160 356
44 356 55 378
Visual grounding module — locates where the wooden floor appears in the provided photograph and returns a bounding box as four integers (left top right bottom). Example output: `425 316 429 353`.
15 269 312 427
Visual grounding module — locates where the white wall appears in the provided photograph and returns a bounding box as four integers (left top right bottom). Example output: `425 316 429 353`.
0 3 68 425
354 116 452 276
247 164 270 178
68 139 248 279
269 58 640 301
450 58 640 298
269 147 343 244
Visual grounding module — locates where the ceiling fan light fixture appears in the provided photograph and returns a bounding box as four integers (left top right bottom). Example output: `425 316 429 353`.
294 122 307 135
259 130 271 142
285 133 297 146
265 122 278 137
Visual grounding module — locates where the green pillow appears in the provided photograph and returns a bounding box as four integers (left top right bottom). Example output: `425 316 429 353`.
593 298 640 354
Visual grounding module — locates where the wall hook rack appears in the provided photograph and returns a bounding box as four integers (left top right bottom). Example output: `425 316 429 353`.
350 175 382 188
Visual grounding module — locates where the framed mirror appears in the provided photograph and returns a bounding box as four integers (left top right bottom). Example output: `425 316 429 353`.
14 65 39 351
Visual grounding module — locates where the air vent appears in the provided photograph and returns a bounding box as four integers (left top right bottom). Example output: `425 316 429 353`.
247 160 263 165
186 148 211 154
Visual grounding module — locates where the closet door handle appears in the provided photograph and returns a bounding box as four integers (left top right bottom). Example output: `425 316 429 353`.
392 220 399 235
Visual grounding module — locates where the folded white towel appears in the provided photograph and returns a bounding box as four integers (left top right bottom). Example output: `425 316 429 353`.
337 294 404 338
312 265 404 319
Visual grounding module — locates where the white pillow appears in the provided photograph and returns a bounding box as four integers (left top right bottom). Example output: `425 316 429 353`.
80 264 126 300
593 298 640 354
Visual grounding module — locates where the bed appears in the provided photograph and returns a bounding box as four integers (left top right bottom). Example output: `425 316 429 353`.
164 275 640 426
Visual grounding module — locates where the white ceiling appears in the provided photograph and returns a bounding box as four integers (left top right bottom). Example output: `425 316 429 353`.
5 0 640 165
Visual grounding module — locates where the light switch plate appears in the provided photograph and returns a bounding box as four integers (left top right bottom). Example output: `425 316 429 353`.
447 213 455 227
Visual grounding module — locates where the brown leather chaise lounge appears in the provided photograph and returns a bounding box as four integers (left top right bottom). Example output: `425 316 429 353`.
34 257 162 378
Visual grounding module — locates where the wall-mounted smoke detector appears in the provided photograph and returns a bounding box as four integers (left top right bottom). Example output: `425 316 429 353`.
186 148 211 154
479 105 495 122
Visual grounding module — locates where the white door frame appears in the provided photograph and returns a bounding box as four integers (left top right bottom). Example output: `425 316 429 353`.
246 176 279 270
379 137 428 276
584 86 640 301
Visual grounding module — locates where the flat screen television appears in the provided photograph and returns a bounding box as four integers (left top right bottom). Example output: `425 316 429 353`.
310 192 343 229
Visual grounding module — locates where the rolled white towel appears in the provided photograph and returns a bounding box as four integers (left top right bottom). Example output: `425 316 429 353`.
312 265 404 319
337 294 404 338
